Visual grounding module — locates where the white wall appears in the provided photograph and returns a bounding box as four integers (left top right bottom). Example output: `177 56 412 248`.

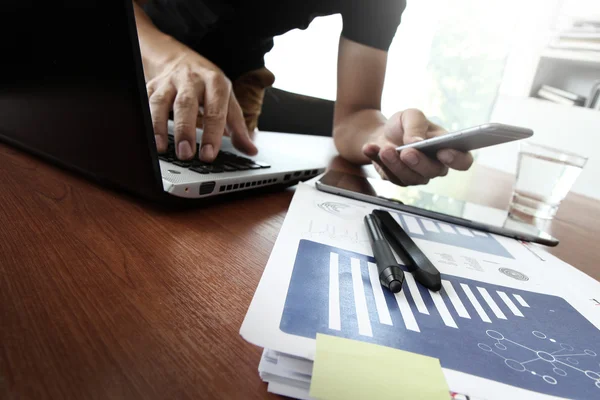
496 0 563 97
265 1 447 116
264 15 341 101
560 0 600 19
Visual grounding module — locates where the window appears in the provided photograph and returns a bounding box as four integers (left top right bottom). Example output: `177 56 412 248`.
266 0 529 131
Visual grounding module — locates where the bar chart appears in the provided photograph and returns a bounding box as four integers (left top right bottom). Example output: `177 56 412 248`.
280 240 600 399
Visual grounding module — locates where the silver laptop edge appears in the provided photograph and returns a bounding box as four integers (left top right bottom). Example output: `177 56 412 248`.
160 122 330 199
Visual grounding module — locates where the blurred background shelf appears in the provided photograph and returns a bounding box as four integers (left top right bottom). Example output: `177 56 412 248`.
529 51 600 98
540 48 600 64
488 0 600 200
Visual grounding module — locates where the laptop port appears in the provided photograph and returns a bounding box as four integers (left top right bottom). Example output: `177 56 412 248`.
199 181 216 195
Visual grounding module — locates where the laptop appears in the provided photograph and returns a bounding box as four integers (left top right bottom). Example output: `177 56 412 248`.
0 1 327 202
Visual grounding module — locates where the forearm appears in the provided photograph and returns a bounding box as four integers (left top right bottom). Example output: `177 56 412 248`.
133 1 183 79
333 108 387 164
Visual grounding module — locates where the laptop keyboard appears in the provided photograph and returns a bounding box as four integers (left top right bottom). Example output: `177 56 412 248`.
158 136 270 174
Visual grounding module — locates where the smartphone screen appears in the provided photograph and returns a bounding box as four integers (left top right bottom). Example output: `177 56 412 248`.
316 170 558 246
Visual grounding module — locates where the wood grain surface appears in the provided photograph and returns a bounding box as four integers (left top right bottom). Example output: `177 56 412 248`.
1 142 598 399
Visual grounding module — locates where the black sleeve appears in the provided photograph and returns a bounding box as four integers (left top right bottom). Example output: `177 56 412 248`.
341 0 407 51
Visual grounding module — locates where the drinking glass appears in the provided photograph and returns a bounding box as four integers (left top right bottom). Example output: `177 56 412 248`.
509 142 587 219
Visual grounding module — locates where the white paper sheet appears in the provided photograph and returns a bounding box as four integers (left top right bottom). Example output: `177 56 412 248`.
276 353 314 376
241 183 600 400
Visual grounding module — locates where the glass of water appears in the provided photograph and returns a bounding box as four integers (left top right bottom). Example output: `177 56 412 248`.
509 142 587 220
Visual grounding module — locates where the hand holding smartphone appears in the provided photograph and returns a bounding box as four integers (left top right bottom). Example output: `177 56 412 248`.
395 123 533 158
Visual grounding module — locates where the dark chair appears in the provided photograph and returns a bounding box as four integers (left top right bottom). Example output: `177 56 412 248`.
257 87 335 137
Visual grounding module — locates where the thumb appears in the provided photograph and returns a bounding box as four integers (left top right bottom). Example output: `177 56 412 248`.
398 108 429 145
228 93 258 155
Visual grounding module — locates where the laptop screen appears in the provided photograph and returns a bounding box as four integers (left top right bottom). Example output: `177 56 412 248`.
0 1 162 199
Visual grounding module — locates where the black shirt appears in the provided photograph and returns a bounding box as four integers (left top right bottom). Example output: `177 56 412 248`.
144 0 407 80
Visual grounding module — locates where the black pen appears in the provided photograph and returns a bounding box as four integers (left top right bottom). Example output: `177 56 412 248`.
364 213 405 293
373 209 442 292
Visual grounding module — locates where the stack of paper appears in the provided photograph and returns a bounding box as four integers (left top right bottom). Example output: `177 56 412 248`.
258 336 457 400
258 349 313 399
241 183 600 400
551 18 600 51
536 84 586 107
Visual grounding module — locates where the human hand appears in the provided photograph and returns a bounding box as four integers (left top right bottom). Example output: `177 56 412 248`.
145 41 257 162
362 109 473 186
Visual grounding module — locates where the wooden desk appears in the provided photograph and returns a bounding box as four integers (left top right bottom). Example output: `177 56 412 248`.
1 142 599 399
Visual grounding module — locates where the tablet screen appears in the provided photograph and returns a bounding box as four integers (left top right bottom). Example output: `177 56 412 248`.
317 170 558 246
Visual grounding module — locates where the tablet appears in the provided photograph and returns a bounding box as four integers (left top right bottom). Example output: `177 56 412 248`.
315 170 558 247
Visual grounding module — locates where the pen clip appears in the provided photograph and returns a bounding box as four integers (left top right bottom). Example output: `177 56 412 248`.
372 212 418 273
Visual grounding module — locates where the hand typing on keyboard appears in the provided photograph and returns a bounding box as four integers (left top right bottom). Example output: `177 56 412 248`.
158 136 270 174
135 2 257 163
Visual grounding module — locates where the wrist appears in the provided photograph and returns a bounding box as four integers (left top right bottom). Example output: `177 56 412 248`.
333 109 388 164
139 32 185 79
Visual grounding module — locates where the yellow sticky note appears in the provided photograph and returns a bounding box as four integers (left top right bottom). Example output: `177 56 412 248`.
309 334 450 400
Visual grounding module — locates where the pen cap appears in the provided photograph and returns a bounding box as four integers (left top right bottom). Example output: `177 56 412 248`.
380 266 405 293
364 214 405 293
372 209 442 292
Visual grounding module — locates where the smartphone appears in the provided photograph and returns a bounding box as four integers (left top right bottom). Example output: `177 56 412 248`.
315 170 558 247
395 123 533 157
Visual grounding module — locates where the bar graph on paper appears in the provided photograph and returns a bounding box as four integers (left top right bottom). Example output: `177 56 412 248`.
385 210 514 259
280 240 600 399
